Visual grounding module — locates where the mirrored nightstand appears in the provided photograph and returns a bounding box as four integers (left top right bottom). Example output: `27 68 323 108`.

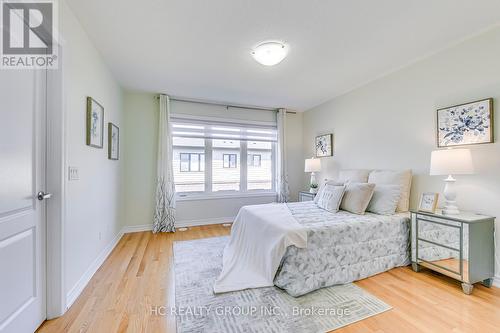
410 210 495 295
299 191 316 202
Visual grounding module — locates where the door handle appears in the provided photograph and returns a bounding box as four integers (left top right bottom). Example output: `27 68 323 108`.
37 191 52 201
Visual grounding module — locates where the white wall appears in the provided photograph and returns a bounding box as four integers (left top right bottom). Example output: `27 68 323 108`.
287 111 304 201
303 27 500 278
62 1 124 304
122 92 303 228
122 93 157 228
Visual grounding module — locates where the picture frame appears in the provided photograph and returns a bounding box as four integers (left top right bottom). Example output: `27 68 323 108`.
315 134 333 157
86 97 104 148
419 192 439 213
108 122 119 160
437 98 494 148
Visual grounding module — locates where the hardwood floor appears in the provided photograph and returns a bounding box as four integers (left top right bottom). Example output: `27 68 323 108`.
38 225 500 333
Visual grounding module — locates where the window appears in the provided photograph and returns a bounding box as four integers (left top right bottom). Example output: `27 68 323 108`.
173 137 205 192
248 154 261 167
247 141 272 190
180 153 204 172
223 154 237 168
214 140 240 191
172 117 277 196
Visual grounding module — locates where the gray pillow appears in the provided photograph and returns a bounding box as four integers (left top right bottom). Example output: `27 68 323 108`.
314 179 344 204
316 184 346 213
368 169 412 212
366 184 402 215
340 183 376 214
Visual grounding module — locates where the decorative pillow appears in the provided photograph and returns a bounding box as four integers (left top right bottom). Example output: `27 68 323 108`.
338 169 370 183
340 183 376 215
368 169 412 212
366 184 402 215
314 180 344 204
316 184 346 213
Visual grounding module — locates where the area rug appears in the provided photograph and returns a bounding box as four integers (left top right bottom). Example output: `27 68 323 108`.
174 236 391 333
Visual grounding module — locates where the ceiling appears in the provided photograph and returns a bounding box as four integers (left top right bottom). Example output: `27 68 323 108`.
66 0 500 111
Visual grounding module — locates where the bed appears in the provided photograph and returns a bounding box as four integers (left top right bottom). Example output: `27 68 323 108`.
213 169 412 297
274 201 410 296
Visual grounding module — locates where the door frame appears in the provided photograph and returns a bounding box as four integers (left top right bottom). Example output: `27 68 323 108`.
45 43 67 319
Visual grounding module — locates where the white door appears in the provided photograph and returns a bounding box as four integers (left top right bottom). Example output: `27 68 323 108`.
0 69 47 332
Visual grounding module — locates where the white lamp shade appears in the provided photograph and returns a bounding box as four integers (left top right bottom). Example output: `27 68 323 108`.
430 149 474 176
304 158 321 172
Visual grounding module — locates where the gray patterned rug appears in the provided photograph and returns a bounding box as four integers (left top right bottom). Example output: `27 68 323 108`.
174 236 391 333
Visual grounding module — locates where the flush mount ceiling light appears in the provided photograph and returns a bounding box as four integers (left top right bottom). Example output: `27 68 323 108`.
251 41 289 66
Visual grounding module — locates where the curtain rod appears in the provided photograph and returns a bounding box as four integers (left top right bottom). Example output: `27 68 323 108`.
154 95 296 114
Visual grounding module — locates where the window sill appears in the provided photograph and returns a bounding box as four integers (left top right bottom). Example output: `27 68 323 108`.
176 191 277 202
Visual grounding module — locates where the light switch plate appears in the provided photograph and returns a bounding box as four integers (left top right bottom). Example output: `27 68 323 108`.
68 166 79 180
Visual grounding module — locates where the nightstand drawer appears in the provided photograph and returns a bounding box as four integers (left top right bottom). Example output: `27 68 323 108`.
416 214 461 227
417 239 462 276
417 218 461 250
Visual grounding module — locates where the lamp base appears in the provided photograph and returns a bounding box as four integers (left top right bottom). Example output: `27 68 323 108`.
442 204 460 215
310 172 317 187
442 175 460 215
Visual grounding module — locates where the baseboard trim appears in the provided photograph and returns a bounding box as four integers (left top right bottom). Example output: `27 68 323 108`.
122 224 153 233
175 216 234 228
121 217 235 234
493 275 500 288
65 230 124 310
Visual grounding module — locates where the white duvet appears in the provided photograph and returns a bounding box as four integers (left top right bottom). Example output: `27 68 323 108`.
213 203 307 293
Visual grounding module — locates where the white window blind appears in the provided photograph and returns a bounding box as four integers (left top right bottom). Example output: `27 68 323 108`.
171 117 277 142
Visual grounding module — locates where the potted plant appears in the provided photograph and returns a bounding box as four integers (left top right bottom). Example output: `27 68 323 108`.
309 183 319 194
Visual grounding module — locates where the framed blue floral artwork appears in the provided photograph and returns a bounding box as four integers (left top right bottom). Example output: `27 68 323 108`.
437 98 494 147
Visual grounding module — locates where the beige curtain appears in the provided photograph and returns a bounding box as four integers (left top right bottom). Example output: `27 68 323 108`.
276 108 290 202
153 94 176 232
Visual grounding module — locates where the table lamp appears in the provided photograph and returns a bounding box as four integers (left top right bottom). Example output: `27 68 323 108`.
305 158 321 193
430 148 474 215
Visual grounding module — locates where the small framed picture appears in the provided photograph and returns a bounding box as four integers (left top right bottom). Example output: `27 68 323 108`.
419 192 439 213
86 97 104 148
108 123 119 160
315 134 333 157
437 98 494 147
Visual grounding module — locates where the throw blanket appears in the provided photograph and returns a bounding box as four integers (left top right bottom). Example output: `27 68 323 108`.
213 203 307 293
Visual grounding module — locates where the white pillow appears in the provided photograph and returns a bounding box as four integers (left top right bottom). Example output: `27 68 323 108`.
368 170 412 212
340 182 376 215
314 180 344 204
367 184 402 215
316 184 346 213
338 169 370 183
